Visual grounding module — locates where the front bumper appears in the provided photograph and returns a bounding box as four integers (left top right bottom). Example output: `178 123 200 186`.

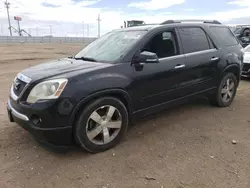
7 100 73 146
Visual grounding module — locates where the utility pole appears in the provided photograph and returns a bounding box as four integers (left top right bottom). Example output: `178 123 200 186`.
4 0 12 36
17 20 21 36
49 25 52 43
87 24 89 37
82 21 84 37
97 14 101 38
75 24 77 37
1 24 3 36
49 25 52 36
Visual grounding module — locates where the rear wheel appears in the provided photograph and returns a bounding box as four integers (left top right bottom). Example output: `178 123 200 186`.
74 97 128 153
210 73 237 107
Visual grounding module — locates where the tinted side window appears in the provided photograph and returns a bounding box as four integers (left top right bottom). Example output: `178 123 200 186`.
179 27 210 54
209 27 238 47
141 31 178 58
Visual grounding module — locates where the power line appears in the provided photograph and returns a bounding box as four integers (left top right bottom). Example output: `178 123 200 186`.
4 0 12 36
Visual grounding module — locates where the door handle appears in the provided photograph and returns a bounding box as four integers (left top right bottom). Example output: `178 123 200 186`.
211 57 219 61
175 64 185 69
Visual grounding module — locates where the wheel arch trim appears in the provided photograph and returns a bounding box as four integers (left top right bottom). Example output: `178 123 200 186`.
220 64 241 84
69 89 132 127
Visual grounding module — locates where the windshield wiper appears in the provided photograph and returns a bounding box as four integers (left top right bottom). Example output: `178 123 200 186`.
74 56 97 62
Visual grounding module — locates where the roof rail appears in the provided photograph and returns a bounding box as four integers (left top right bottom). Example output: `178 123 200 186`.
161 19 222 25
137 23 159 26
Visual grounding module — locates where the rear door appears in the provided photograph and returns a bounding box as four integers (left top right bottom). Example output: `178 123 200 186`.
208 26 244 78
177 27 220 93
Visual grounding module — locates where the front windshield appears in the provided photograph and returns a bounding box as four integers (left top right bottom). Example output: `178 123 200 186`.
75 30 147 62
232 27 243 35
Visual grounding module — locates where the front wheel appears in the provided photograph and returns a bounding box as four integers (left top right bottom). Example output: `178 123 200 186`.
74 97 128 153
210 73 238 107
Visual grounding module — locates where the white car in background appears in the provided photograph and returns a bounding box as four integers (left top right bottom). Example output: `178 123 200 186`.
242 45 250 77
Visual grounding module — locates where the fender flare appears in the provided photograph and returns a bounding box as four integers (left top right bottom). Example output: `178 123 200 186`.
220 63 241 80
221 63 240 72
69 89 132 126
220 63 241 84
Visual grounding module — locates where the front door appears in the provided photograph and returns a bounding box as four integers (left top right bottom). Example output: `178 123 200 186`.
128 29 188 112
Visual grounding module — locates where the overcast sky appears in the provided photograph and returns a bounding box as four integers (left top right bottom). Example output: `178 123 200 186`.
0 0 250 37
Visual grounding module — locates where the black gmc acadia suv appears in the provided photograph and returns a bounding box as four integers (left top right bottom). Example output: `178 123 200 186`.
7 20 244 153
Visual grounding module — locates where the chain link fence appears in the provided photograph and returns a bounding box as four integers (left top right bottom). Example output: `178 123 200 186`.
0 36 97 44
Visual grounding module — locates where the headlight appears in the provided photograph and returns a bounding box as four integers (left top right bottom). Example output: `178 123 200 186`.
27 79 68 103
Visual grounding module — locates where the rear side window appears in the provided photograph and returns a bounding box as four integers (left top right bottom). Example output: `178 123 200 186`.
209 27 238 47
179 27 210 54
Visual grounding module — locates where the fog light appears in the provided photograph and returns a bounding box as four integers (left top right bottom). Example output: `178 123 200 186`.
30 115 42 126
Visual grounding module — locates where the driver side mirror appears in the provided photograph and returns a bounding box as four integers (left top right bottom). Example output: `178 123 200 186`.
136 51 159 64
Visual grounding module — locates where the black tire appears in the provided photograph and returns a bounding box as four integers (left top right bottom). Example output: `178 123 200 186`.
74 97 128 153
210 72 238 107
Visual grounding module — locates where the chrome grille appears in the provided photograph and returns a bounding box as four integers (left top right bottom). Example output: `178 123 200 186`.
10 73 32 100
13 78 27 96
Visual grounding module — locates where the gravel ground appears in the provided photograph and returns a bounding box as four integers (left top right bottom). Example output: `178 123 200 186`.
1 44 250 188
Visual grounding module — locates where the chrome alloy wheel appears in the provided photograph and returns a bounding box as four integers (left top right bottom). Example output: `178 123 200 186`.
221 78 235 103
86 105 122 145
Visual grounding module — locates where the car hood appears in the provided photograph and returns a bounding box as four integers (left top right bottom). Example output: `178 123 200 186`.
21 58 113 82
244 52 250 63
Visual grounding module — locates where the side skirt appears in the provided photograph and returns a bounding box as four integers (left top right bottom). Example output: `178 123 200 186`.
131 87 216 123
